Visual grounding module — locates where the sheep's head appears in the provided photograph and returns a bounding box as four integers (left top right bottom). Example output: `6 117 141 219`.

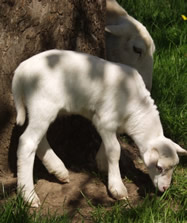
143 137 187 192
105 15 155 91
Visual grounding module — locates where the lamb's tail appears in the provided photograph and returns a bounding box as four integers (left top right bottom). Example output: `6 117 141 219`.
12 68 26 126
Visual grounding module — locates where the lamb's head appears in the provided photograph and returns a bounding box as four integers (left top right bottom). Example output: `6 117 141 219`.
143 137 187 192
106 13 155 90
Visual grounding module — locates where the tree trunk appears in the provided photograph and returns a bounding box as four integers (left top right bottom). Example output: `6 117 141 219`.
0 0 105 185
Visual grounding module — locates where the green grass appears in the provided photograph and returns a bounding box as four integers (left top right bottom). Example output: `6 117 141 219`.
0 194 71 223
153 47 187 145
1 0 187 222
90 192 187 223
118 0 187 146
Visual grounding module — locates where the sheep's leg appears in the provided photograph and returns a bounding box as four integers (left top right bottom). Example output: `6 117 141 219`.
17 121 51 207
96 142 108 172
97 129 128 200
16 99 60 208
37 135 69 183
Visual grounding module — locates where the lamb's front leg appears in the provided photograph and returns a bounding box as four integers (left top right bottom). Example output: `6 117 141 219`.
98 130 128 200
37 135 69 183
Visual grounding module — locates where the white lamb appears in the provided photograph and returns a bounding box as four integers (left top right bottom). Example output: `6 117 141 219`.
106 0 155 90
12 49 186 207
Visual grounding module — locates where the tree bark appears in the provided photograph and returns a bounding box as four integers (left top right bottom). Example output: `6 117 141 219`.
0 0 105 179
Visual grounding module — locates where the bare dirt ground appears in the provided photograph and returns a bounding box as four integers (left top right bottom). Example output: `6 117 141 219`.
0 116 154 221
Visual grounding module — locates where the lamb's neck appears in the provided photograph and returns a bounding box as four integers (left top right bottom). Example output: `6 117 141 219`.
125 99 164 155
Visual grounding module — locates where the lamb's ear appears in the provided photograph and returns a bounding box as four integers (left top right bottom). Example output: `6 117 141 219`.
143 148 159 167
174 143 187 156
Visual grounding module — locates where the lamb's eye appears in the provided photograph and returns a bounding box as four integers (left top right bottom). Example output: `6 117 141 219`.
156 165 163 173
133 46 142 55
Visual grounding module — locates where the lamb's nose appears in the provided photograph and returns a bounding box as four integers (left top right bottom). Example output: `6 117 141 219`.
163 186 168 191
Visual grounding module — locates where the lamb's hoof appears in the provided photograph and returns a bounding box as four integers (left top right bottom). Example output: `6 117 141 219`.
30 196 41 208
56 170 70 183
58 176 70 183
24 192 41 208
109 183 128 200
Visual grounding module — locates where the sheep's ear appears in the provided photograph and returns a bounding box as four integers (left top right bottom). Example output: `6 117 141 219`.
174 143 187 156
105 24 127 36
143 148 159 167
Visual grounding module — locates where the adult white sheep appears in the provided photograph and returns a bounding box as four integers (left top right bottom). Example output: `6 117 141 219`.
106 0 155 90
12 49 186 207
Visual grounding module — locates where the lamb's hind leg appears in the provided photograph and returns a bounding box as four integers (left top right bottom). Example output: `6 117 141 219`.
17 121 50 207
17 99 60 207
37 135 69 183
